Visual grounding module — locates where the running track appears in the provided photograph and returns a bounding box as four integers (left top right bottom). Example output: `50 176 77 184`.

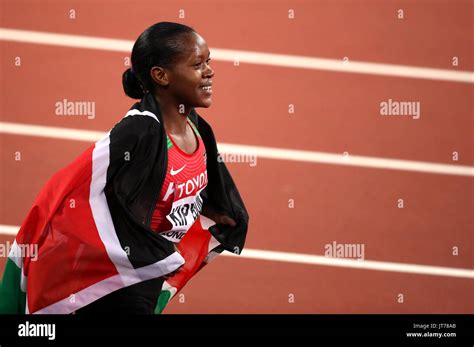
0 0 472 313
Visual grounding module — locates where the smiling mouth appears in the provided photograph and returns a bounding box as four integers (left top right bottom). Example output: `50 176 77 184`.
200 85 213 94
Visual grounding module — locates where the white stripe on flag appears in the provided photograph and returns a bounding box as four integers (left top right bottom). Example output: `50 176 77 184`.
89 133 138 285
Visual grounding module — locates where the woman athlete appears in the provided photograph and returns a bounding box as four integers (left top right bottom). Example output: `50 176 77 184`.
0 22 248 315
77 22 244 314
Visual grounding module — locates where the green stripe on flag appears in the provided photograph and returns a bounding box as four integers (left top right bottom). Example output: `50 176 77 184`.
0 257 26 313
155 289 172 314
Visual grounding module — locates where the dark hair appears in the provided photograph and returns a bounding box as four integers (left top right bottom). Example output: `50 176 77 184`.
122 22 196 99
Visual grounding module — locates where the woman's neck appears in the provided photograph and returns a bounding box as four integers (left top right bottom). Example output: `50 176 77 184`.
153 93 191 135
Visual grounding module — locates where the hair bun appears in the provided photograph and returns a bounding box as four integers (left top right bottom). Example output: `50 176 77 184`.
122 67 145 99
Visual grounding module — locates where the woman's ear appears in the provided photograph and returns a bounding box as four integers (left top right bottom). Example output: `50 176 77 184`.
150 66 169 87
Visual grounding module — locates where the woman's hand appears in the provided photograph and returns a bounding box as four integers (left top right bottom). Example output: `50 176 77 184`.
162 207 236 281
202 205 236 227
162 266 182 280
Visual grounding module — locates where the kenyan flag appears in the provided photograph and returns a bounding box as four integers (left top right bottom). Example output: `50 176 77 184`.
0 111 220 314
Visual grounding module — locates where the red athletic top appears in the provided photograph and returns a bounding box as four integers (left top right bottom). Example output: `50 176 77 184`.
150 119 208 243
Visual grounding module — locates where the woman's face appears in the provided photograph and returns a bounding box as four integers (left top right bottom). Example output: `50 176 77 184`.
167 33 215 108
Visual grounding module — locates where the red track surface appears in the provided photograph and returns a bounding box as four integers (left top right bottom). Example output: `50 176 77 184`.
0 0 472 313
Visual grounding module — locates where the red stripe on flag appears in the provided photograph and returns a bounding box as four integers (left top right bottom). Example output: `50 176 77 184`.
18 146 118 313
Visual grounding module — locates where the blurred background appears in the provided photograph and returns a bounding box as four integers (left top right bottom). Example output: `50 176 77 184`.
0 0 472 313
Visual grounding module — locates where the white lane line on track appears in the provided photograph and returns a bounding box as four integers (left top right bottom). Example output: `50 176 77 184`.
0 225 19 236
0 122 106 142
222 249 474 279
0 224 472 279
1 121 473 177
1 27 473 83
